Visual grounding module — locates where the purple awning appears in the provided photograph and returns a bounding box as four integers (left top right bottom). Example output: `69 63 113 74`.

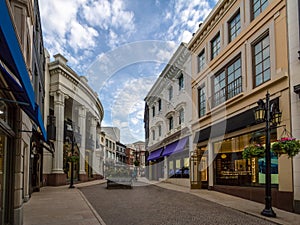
162 137 188 157
147 148 163 161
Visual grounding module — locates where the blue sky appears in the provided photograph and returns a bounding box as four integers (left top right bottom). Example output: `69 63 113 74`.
39 0 217 144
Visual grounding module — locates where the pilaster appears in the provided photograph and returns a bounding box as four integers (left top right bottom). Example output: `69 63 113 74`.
90 117 98 175
52 91 67 174
78 106 87 176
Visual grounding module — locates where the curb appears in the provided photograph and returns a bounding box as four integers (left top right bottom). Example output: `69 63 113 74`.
78 189 107 225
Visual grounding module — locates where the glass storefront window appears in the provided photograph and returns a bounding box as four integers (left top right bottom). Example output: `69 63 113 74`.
169 161 174 177
0 134 6 219
214 130 278 186
0 102 7 122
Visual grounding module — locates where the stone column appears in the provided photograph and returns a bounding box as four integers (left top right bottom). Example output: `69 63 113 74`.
50 91 67 185
78 106 87 181
90 117 98 176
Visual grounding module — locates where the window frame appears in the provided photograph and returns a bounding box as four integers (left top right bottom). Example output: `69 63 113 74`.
158 99 162 111
178 74 184 90
168 117 173 131
198 85 206 118
168 86 173 101
152 106 155 117
251 0 268 21
212 54 242 107
179 108 184 125
252 32 270 88
198 49 205 73
158 125 162 137
228 10 241 43
211 32 221 60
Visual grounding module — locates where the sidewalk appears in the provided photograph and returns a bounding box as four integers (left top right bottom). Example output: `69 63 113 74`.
23 180 106 225
23 178 300 225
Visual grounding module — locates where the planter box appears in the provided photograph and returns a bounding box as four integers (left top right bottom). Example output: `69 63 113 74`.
106 177 133 189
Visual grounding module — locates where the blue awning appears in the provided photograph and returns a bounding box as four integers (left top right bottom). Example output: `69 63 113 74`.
147 148 163 161
0 1 47 141
0 0 35 109
162 137 189 157
0 65 47 141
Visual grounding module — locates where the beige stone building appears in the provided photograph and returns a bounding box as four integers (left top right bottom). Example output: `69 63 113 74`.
188 0 293 211
0 0 47 224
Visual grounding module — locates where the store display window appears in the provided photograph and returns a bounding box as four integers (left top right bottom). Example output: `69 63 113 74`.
213 130 278 186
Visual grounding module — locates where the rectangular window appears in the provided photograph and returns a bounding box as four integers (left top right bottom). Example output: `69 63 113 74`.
179 109 184 125
211 33 221 60
213 56 242 107
168 86 173 101
198 86 206 117
252 0 268 20
169 117 173 131
158 99 162 111
152 106 155 117
152 130 155 140
158 125 162 137
178 74 184 90
228 11 241 43
253 34 270 87
198 50 205 73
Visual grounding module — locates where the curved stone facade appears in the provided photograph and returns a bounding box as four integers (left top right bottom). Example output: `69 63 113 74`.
43 52 104 185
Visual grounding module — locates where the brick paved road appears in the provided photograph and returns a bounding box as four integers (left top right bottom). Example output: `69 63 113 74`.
80 182 276 225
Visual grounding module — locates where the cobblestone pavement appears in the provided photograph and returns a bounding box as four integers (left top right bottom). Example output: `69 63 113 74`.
80 182 277 225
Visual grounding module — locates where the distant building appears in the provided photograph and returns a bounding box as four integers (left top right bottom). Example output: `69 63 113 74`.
127 141 146 176
116 141 127 164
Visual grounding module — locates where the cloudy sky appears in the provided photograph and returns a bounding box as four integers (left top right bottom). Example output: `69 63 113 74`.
39 0 217 144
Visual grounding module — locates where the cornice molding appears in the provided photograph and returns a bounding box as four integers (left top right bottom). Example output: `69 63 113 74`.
189 0 236 52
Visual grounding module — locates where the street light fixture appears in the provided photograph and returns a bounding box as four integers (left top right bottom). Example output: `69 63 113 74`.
254 91 282 218
65 124 76 189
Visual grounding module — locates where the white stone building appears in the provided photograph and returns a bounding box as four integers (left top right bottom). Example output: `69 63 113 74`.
144 43 192 186
43 53 104 185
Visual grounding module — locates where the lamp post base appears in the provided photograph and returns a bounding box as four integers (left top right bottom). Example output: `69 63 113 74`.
69 185 75 189
261 208 276 217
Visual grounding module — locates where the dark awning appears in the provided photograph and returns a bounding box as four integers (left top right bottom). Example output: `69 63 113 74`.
147 148 163 161
0 1 35 109
0 1 47 141
162 136 188 157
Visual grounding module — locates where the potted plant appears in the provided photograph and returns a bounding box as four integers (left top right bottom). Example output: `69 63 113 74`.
242 144 265 159
271 137 300 158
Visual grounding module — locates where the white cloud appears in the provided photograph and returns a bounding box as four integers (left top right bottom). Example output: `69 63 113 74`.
69 21 99 53
163 0 212 43
82 0 135 33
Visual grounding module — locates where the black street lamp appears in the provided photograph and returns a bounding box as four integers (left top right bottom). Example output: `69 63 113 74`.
254 91 282 217
65 126 76 189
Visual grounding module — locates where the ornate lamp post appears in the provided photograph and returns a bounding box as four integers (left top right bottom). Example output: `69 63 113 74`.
254 92 282 217
65 124 76 189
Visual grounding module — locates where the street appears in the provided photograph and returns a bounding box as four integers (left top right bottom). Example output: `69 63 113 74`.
80 182 276 225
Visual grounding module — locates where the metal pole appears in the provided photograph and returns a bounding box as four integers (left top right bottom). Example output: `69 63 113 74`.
69 133 75 188
261 92 276 217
